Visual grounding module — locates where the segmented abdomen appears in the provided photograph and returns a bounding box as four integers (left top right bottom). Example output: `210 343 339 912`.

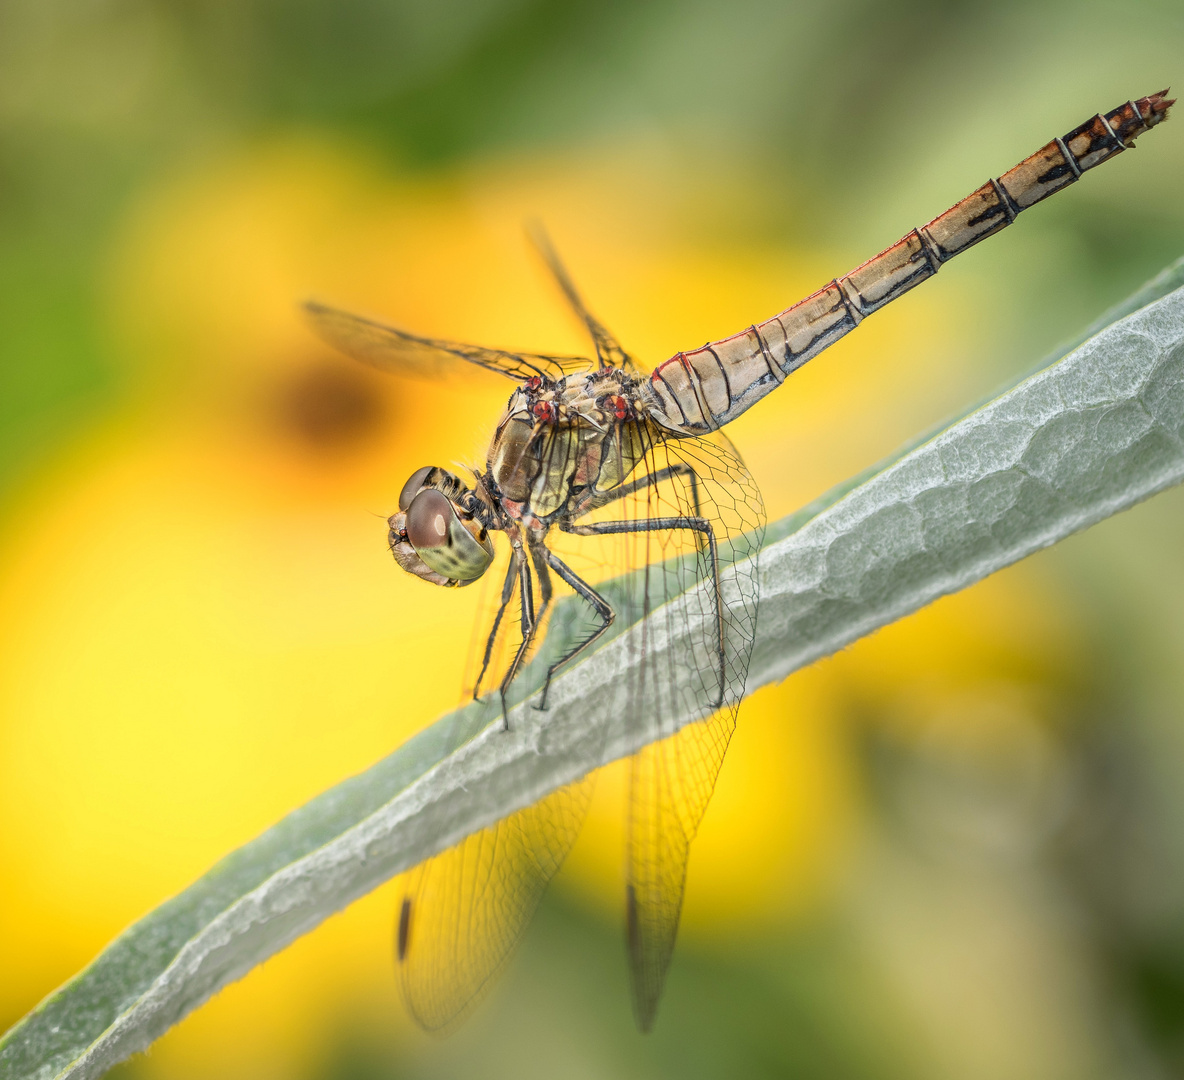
646 91 1174 436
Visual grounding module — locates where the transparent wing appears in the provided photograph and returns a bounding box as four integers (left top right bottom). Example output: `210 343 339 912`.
527 223 638 372
393 544 592 1034
304 300 594 382
626 711 733 1029
553 424 764 1030
394 778 593 1033
625 431 762 1030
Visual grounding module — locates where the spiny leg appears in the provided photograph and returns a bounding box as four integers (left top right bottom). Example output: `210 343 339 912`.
572 461 704 522
536 513 724 710
498 545 553 731
518 548 535 635
534 548 615 711
534 461 707 707
474 554 520 701
524 541 555 690
529 541 554 610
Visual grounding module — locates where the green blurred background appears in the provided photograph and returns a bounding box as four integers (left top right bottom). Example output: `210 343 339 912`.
2 2 1184 1078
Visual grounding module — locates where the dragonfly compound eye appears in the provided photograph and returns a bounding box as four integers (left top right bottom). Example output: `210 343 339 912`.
398 466 435 511
405 488 494 584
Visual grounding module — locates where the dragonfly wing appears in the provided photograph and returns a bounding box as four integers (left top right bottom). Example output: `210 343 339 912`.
627 711 734 1031
581 427 764 1029
395 777 594 1032
396 545 595 1033
304 300 593 382
527 223 638 372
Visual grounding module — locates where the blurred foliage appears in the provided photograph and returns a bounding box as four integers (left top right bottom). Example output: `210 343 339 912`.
3 1 1184 1078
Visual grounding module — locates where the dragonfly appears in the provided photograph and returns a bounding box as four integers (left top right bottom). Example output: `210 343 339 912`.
306 90 1173 1033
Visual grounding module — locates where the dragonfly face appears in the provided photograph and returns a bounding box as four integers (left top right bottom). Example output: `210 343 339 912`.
388 465 494 587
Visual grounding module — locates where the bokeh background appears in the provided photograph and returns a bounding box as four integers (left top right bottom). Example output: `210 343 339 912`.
2 2 1184 1078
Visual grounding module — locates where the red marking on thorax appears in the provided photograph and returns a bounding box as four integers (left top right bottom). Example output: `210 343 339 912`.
572 441 603 487
500 499 544 530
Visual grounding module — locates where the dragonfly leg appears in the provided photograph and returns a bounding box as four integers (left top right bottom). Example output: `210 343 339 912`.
529 540 555 609
517 548 535 636
570 462 703 522
535 548 615 711
525 543 557 711
474 554 520 702
498 545 553 731
563 514 726 709
620 463 702 519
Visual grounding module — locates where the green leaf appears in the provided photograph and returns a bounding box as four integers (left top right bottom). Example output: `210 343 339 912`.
4 257 1184 1080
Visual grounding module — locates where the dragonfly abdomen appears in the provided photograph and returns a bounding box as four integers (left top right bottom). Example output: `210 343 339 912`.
646 90 1174 436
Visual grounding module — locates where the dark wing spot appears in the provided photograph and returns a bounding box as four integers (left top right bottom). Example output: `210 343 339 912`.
397 896 412 962
625 883 639 956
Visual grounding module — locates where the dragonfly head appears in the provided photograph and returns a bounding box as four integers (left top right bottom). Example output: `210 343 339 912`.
388 466 495 587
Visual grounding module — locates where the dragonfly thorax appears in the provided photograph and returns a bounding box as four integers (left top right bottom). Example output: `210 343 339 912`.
487 367 652 528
